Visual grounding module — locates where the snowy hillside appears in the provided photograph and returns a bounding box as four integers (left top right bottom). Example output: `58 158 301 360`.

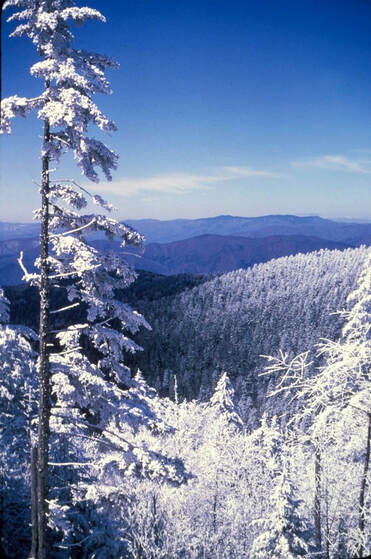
130 246 369 407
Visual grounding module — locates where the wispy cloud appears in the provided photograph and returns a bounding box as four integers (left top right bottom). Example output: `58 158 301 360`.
91 166 282 197
218 166 282 178
291 154 371 174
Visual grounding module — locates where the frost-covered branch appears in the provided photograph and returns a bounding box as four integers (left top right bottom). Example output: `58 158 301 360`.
50 302 80 314
260 350 313 397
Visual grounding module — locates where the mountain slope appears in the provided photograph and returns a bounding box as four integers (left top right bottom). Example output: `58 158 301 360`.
4 246 370 420
128 246 370 405
130 234 351 275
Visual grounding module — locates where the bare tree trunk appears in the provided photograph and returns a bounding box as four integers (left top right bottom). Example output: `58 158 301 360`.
0 485 4 558
357 412 371 559
314 445 322 553
325 481 330 559
152 493 160 549
213 476 219 535
31 445 38 559
37 116 51 559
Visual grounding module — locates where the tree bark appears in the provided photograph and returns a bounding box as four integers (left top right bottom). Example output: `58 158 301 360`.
152 493 160 548
357 412 371 559
37 116 51 559
31 445 38 559
0 484 3 558
325 481 330 559
213 477 218 535
314 445 322 553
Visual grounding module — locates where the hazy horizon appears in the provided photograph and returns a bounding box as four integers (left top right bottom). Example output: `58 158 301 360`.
1 213 371 226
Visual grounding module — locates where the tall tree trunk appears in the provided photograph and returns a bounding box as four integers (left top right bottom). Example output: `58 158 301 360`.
325 480 330 559
152 493 160 548
37 116 51 559
314 445 322 553
357 412 371 559
213 476 219 535
0 485 4 558
31 445 38 559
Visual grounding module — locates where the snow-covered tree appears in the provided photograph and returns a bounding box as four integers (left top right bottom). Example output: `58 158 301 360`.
0 289 38 558
250 467 309 559
1 2 191 557
1 0 124 553
208 371 244 431
262 249 371 558
314 250 370 557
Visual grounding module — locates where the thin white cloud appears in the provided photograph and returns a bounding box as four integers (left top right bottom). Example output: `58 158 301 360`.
219 166 282 178
91 166 282 197
291 154 371 174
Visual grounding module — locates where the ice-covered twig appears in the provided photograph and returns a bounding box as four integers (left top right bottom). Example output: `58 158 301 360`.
50 217 96 237
18 250 39 282
51 347 82 357
50 302 80 314
48 264 101 280
49 462 93 467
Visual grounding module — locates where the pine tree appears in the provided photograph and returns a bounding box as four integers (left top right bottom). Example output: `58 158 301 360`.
0 289 38 557
250 467 309 559
315 250 370 557
197 373 244 553
1 2 151 556
208 371 244 431
262 249 371 557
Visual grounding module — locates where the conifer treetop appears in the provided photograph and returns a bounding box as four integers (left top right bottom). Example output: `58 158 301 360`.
343 250 371 344
1 0 118 182
209 371 244 429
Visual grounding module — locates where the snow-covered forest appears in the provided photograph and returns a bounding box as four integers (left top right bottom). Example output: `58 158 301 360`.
130 247 369 405
0 1 370 558
1 252 371 557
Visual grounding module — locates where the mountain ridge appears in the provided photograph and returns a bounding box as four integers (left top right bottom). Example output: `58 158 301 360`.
0 233 353 283
1 214 370 284
1 214 371 244
123 233 352 275
124 214 371 244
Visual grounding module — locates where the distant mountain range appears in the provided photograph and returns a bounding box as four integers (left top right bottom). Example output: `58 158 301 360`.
0 222 40 240
0 233 353 284
124 214 371 245
1 214 370 284
1 214 371 244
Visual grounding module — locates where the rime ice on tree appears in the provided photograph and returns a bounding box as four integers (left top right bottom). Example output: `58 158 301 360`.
209 371 244 430
1 2 188 556
0 289 38 558
1 0 119 182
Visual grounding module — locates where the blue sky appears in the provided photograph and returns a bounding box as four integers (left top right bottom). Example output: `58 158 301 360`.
1 0 371 221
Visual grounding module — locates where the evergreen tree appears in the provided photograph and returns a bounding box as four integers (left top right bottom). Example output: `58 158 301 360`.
262 249 371 557
208 371 243 431
1 2 190 556
0 289 37 557
1 1 123 554
250 467 309 559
